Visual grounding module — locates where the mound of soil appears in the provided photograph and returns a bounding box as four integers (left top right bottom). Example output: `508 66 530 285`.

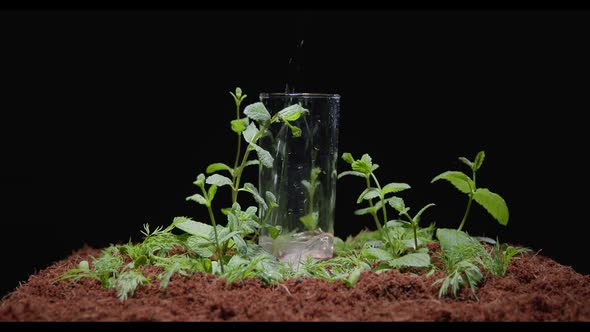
1 245 589 322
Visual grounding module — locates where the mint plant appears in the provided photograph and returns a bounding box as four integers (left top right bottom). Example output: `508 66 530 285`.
388 197 435 250
431 151 509 231
185 88 307 272
338 153 434 269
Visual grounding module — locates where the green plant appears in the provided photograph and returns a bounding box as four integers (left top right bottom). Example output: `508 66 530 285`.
388 197 435 250
434 228 485 298
300 166 321 230
431 151 509 231
186 88 307 272
338 153 435 270
434 228 528 299
339 153 411 252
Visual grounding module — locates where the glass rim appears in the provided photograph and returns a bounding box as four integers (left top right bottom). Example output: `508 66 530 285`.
259 92 341 99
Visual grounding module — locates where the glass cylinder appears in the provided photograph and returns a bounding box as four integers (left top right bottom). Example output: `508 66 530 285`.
258 93 340 266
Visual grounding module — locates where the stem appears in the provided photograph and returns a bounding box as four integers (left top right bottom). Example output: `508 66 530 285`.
370 172 387 222
233 103 242 173
253 206 274 241
457 168 477 232
232 122 270 203
365 175 395 252
413 224 418 250
457 195 473 232
231 102 243 203
202 186 224 273
402 213 417 250
232 148 254 203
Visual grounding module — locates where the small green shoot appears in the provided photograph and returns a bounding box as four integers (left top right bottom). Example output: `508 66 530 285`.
432 151 509 231
388 196 435 250
339 152 413 256
300 167 322 231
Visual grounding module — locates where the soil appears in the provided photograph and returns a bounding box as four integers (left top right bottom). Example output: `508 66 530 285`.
1 243 589 322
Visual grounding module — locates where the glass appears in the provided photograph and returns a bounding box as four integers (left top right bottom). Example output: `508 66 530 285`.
258 93 340 266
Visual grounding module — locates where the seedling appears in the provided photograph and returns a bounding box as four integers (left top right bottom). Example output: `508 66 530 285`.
300 166 322 230
388 196 435 250
431 151 509 231
338 153 434 270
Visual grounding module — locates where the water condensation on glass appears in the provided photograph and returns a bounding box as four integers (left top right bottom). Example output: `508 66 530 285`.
258 93 340 267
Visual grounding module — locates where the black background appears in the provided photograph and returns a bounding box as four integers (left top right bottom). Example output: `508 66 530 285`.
1 9 588 298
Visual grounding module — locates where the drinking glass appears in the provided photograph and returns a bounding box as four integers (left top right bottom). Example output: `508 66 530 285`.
257 93 340 266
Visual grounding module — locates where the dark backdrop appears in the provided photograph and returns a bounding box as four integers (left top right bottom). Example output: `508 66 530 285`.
1 10 588 297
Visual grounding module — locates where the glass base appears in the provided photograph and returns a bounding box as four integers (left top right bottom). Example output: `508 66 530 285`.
259 230 334 267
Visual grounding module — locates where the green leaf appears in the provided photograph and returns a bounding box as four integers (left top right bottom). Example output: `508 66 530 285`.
265 191 278 208
388 196 406 212
235 87 242 99
362 247 394 262
206 163 234 175
389 252 431 268
254 145 274 168
186 236 214 258
133 255 148 268
243 183 268 210
206 174 233 187
311 167 321 181
301 180 312 191
300 212 319 230
208 185 218 202
193 173 206 187
232 235 248 256
436 228 474 253
474 151 485 171
413 203 435 225
289 125 302 137
352 154 373 174
278 104 305 121
230 118 248 134
356 187 381 203
354 200 383 216
431 171 474 194
342 152 354 164
458 157 473 169
268 225 281 239
245 160 260 168
381 183 411 196
337 171 366 179
175 219 213 239
242 122 259 144
473 188 509 226
218 228 241 244
354 206 376 216
186 193 207 205
345 267 364 287
371 164 379 172
244 102 271 122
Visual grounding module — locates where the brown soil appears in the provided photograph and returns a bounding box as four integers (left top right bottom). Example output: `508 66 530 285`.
1 244 589 322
